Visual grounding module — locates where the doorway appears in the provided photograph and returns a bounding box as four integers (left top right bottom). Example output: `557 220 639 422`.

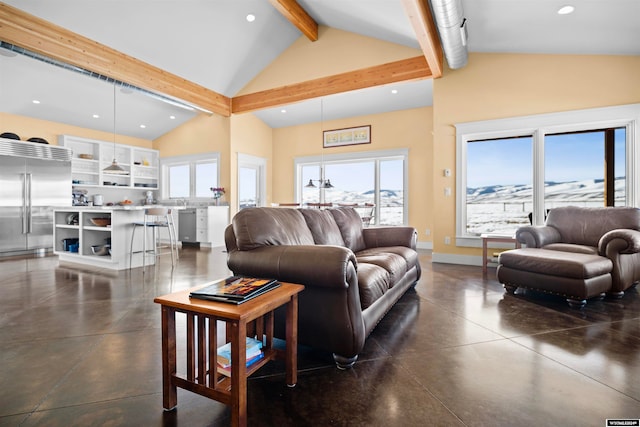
238 153 266 210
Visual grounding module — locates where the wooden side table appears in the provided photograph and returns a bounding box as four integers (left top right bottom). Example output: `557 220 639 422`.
481 233 521 273
154 281 304 427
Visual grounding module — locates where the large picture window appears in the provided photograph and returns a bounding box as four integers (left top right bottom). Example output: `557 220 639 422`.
295 149 408 225
161 153 220 201
456 104 640 246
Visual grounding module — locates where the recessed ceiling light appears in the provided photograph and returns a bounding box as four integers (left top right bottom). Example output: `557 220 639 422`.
557 5 575 15
280 109 287 114
92 114 100 119
169 115 176 120
246 14 256 22
391 89 398 94
32 99 40 104
140 124 146 129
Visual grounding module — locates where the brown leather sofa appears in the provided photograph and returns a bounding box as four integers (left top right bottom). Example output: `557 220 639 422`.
224 206 421 368
497 206 640 307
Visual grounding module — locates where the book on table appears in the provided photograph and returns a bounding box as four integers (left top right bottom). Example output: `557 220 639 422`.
217 352 265 377
189 276 280 304
216 336 264 377
217 336 263 367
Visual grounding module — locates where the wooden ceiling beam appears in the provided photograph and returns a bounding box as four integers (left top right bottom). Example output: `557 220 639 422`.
232 56 431 113
400 0 443 78
0 3 231 116
269 0 318 41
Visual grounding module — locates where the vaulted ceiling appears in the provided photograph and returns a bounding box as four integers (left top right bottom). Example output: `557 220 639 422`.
1 0 638 138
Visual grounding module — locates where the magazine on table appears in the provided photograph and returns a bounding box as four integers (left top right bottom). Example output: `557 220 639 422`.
189 276 280 304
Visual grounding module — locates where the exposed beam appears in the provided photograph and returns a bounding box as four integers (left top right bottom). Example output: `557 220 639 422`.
400 0 443 78
232 56 431 113
269 0 318 41
0 2 231 116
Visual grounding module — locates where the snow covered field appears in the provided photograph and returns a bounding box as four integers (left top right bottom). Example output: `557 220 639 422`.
467 178 625 234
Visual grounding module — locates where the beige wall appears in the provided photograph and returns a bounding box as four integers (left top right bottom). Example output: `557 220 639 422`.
272 106 433 245
432 53 640 261
0 112 152 148
153 112 231 202
238 26 422 94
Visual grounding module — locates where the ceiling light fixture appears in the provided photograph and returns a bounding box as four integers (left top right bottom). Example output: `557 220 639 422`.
281 109 287 113
557 5 575 15
246 14 256 22
103 84 127 175
305 98 334 192
92 114 100 118
32 99 40 104
391 89 398 94
169 115 175 120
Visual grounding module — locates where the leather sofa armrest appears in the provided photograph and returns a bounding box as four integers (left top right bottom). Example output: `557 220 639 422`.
227 245 358 289
516 225 561 248
598 229 640 256
362 227 417 250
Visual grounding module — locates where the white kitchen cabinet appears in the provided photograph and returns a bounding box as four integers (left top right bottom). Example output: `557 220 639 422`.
191 206 229 247
59 135 158 190
53 207 150 270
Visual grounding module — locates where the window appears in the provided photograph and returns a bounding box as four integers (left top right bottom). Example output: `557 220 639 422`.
466 135 533 235
295 149 408 225
456 104 640 246
161 153 220 200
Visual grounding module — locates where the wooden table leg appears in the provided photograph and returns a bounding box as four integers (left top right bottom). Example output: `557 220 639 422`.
285 294 298 387
161 305 177 410
230 320 248 427
482 237 488 274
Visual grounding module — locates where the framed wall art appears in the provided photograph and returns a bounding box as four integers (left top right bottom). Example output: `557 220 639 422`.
323 125 371 148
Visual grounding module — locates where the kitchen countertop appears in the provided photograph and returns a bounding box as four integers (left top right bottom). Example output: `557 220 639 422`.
56 204 229 211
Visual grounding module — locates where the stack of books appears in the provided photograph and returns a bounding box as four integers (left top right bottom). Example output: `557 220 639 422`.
189 276 280 304
217 336 264 376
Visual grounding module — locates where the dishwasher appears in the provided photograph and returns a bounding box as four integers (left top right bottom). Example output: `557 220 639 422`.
178 209 198 244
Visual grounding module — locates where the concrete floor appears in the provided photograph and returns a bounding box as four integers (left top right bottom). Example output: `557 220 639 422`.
1 247 639 426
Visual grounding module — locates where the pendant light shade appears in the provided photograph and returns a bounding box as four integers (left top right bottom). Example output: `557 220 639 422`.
103 83 127 174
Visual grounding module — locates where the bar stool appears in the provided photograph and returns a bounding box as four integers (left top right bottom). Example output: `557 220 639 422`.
129 208 178 269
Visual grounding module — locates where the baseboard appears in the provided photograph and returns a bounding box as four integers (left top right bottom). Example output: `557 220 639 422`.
416 241 433 250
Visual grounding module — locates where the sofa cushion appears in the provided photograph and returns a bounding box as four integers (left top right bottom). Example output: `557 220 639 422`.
356 251 407 288
299 209 345 246
232 207 315 250
542 243 598 255
358 246 418 270
330 207 366 252
356 263 389 309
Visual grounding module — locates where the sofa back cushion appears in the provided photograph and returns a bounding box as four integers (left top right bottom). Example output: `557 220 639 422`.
330 207 366 252
546 206 640 246
299 209 345 246
232 207 315 250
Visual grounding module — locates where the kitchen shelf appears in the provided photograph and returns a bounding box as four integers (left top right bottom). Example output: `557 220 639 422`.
59 135 158 190
54 208 151 270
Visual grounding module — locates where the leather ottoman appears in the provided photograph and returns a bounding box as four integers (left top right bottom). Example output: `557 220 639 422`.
497 248 613 308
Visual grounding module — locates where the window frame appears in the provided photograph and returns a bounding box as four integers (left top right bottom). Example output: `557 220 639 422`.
294 149 409 225
455 104 640 247
160 152 221 201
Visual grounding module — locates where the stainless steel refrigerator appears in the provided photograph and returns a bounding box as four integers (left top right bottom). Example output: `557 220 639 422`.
0 138 72 256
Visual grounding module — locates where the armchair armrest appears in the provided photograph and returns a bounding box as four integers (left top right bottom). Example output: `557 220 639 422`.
516 225 561 248
362 226 417 249
227 245 357 289
598 229 640 256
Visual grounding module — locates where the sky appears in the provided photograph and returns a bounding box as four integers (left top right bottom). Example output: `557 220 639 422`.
467 128 626 188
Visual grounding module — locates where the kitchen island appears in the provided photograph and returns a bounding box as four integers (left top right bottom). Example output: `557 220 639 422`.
53 206 172 270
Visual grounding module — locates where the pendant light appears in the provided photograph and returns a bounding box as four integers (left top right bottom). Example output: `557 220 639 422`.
103 83 127 174
304 98 333 191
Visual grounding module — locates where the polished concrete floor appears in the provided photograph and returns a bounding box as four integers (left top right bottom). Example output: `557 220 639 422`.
1 247 639 426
